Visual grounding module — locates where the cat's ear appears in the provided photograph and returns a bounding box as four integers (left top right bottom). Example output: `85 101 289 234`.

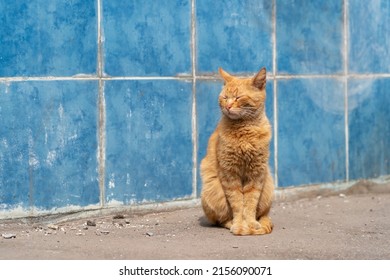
252 67 266 90
219 67 233 83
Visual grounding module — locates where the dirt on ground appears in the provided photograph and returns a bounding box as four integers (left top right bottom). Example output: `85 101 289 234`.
1 180 390 260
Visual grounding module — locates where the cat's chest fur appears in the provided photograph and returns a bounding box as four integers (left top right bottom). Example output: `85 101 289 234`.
216 120 270 178
219 127 260 157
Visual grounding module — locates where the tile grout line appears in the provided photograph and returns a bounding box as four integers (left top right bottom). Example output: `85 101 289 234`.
343 0 349 182
272 0 278 188
97 0 103 79
102 76 192 80
191 0 198 198
2 73 390 83
97 0 106 208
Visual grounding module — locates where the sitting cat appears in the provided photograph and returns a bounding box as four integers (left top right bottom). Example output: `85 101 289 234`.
200 66 274 235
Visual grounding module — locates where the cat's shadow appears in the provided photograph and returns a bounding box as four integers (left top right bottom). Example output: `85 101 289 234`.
198 215 218 228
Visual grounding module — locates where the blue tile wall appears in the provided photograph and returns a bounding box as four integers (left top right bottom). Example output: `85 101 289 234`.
103 0 191 76
276 0 343 74
0 0 97 77
196 0 273 73
0 81 99 211
349 1 390 73
104 80 193 204
277 79 346 187
196 80 223 166
0 86 30 211
349 79 390 179
1 0 390 217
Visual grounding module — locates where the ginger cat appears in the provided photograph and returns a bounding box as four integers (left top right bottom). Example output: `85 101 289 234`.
200 66 274 235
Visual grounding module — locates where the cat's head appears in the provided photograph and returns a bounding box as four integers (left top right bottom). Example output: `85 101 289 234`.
218 67 267 120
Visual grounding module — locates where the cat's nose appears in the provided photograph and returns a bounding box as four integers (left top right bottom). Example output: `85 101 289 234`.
226 103 232 110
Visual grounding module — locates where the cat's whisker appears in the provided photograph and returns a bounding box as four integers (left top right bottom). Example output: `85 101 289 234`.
240 108 260 119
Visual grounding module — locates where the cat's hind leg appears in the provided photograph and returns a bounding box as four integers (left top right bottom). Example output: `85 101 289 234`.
221 220 233 230
201 177 232 227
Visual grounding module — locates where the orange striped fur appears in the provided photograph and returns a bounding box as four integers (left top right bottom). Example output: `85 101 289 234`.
200 67 274 236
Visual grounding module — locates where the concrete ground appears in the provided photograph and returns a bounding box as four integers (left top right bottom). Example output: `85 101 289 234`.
1 180 390 260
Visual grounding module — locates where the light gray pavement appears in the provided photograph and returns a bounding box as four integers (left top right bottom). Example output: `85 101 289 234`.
1 180 390 260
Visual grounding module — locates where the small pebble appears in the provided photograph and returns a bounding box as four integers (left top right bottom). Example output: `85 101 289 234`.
113 214 125 219
146 232 154 237
86 220 96 227
2 233 16 239
47 224 59 230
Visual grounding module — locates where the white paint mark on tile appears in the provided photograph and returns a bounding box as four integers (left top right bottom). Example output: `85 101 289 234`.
108 173 115 189
58 103 64 120
1 138 8 148
126 173 131 185
46 150 57 166
28 133 40 169
68 134 78 141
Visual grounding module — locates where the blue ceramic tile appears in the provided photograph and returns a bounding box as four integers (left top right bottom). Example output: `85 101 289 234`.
349 1 390 73
276 0 343 74
105 80 193 204
277 78 346 187
196 0 273 74
0 81 99 210
196 80 222 166
349 79 390 179
196 80 223 197
0 0 97 77
196 78 274 194
103 0 191 76
0 83 30 211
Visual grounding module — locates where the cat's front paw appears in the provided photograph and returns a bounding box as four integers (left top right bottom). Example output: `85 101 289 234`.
230 222 249 235
230 224 242 235
247 220 262 230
